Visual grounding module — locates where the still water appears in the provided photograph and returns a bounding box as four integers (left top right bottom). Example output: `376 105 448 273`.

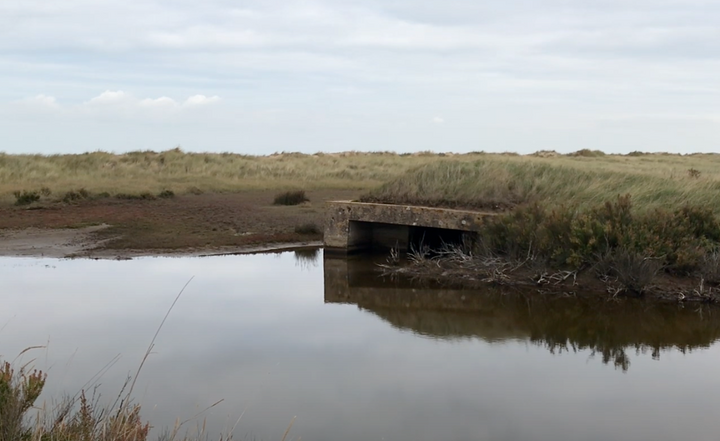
2 250 720 441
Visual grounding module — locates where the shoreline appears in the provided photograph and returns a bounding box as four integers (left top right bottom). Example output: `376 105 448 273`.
0 226 322 259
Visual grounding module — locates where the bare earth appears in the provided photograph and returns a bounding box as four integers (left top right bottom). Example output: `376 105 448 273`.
0 189 360 258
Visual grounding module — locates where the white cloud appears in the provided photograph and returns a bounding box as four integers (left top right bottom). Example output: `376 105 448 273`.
182 95 221 107
23 94 60 109
139 96 178 108
86 90 131 105
10 92 220 120
2 0 720 154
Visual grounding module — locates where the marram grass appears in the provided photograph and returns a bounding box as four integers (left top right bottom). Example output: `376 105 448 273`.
361 154 720 214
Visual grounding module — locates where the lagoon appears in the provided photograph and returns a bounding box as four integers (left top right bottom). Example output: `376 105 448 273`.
2 251 720 441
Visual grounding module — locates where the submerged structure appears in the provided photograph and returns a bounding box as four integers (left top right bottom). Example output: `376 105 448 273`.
324 201 495 254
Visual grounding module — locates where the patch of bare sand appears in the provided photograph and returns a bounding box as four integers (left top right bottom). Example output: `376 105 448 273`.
0 225 110 258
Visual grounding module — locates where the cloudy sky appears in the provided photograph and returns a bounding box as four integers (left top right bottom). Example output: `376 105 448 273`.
1 0 718 155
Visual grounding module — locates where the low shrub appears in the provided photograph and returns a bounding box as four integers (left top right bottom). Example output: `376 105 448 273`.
158 189 175 199
479 195 720 274
274 190 309 206
568 149 606 157
62 188 91 203
13 190 40 206
595 248 662 295
116 192 156 200
294 222 321 235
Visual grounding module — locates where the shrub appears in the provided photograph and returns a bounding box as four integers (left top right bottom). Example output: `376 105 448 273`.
700 249 720 285
294 222 321 235
595 248 662 295
62 188 91 203
158 189 175 199
13 190 40 206
116 192 156 200
479 195 720 274
0 361 45 441
568 149 606 157
274 190 309 206
688 168 701 178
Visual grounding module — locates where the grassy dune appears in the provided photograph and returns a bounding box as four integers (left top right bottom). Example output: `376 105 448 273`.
0 149 485 203
3 148 719 213
361 152 720 213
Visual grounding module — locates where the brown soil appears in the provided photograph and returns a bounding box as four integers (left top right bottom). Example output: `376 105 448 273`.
0 189 359 258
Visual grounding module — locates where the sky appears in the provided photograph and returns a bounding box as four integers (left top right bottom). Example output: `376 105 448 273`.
1 0 719 155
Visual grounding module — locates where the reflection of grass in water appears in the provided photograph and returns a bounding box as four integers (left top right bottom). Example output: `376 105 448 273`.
358 292 720 372
294 248 320 269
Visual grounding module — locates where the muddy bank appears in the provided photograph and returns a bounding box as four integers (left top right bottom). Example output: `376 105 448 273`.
0 189 357 258
0 226 110 258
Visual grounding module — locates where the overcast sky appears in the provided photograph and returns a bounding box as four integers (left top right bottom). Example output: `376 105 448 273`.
1 0 719 155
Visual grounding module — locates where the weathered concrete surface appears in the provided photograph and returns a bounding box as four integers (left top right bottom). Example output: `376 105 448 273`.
324 201 495 252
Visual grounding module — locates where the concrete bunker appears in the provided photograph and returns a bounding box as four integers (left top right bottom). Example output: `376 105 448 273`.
324 201 494 254
348 220 471 252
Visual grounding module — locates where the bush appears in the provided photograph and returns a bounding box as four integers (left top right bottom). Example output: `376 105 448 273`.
62 188 91 203
116 192 156 200
0 361 45 441
158 189 175 199
595 248 662 295
274 190 309 206
13 190 40 206
568 149 606 157
294 222 321 235
479 195 720 274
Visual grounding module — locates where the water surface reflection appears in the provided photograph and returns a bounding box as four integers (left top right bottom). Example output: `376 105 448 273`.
0 252 719 441
325 256 720 371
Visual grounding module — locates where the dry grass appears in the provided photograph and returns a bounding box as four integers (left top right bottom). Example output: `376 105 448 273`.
5 148 720 212
361 152 720 213
0 149 484 204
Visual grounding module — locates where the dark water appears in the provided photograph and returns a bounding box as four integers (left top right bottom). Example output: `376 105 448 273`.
3 250 720 441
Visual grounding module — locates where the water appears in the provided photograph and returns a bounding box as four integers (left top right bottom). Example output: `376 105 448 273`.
3 250 720 441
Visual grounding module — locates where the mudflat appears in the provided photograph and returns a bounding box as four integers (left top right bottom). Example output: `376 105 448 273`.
0 189 359 258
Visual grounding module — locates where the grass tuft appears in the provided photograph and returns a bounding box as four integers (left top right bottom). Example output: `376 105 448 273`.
158 189 175 199
274 190 309 206
294 222 321 235
62 188 91 203
13 190 40 206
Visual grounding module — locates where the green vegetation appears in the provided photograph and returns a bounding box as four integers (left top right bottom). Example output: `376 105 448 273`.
273 190 309 206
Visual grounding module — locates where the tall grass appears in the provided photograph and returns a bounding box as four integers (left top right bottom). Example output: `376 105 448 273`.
361 154 720 213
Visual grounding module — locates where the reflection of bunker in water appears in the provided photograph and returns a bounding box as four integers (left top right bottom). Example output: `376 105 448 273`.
324 201 495 253
323 254 720 370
